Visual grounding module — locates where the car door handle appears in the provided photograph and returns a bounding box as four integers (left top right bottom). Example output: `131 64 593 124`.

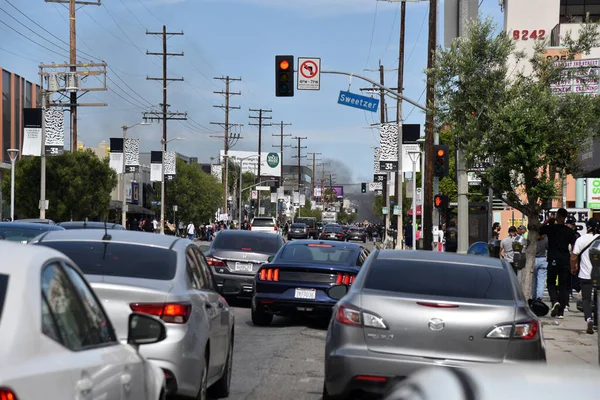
76 377 93 393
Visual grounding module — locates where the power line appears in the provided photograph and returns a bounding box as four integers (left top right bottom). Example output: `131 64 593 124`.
0 18 68 59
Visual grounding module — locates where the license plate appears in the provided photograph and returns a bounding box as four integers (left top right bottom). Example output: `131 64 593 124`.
294 288 316 299
234 262 254 272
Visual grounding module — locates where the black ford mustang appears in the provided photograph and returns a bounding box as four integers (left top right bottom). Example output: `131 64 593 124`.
251 240 371 326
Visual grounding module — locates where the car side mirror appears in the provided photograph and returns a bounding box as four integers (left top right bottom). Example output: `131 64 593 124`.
127 313 167 347
267 256 274 263
327 284 349 300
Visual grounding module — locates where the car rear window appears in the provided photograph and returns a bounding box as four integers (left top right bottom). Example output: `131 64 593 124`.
252 218 274 227
34 241 177 280
323 226 343 233
212 234 280 254
0 274 8 324
291 223 306 228
0 227 54 242
278 243 357 265
364 260 513 300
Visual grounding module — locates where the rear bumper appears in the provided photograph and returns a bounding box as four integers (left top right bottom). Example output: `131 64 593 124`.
213 271 255 297
288 232 309 239
254 294 336 315
346 236 366 241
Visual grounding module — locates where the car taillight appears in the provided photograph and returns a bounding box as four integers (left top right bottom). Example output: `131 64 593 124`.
249 225 252 230
335 305 387 329
274 224 277 231
335 273 356 285
0 388 18 400
206 255 228 268
130 302 192 324
259 268 279 281
486 320 539 340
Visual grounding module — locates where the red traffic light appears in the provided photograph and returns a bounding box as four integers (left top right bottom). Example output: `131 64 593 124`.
435 196 442 207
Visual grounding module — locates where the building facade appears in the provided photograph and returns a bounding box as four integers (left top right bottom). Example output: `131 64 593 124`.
282 165 313 195
0 67 41 218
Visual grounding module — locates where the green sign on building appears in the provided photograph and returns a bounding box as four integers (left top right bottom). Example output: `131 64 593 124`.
267 152 280 168
587 178 600 209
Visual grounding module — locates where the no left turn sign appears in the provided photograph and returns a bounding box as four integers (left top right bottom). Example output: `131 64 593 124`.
297 57 321 90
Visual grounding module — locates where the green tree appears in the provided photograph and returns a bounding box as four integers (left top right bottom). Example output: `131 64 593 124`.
322 188 338 204
433 17 600 298
338 209 357 224
1 150 116 221
294 199 322 220
156 158 223 225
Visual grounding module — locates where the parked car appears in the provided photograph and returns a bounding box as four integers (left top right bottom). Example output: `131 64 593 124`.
15 218 56 225
249 216 278 234
318 224 346 241
251 240 371 326
205 230 285 298
384 364 600 400
0 240 167 399
287 223 309 240
345 226 367 243
31 230 235 399
295 216 318 239
323 250 547 399
0 221 64 243
58 220 125 230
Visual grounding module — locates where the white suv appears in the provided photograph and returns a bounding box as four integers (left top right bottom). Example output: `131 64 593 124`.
250 217 278 234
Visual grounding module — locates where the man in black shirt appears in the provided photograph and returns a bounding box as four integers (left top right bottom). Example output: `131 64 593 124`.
540 208 578 318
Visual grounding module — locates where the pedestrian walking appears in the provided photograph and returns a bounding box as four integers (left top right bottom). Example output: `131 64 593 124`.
532 233 548 300
500 226 518 273
187 221 196 241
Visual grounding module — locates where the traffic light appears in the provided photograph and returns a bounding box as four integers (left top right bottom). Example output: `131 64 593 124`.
361 183 367 193
276 55 294 97
433 144 449 177
251 200 256 210
434 194 449 210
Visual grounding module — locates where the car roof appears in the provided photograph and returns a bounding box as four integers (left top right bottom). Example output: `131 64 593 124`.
284 239 362 249
0 241 68 276
57 221 124 229
252 216 274 220
0 222 65 230
31 229 186 249
216 229 281 239
15 218 55 224
375 250 505 269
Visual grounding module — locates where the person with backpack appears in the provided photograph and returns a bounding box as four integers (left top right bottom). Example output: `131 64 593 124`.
445 221 458 253
570 217 600 335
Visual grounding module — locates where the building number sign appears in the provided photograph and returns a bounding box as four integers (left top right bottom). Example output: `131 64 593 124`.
512 29 546 41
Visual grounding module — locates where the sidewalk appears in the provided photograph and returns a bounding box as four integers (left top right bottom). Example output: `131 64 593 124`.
541 305 598 365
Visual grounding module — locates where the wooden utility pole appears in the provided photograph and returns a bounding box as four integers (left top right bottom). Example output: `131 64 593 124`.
307 152 322 201
45 0 102 151
272 121 292 189
394 0 407 249
249 109 272 180
211 77 242 215
146 26 185 149
291 137 307 192
423 0 437 250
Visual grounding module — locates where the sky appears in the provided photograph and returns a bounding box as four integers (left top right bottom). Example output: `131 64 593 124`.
0 0 502 184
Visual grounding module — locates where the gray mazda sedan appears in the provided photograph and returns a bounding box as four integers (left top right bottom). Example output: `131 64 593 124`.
323 250 546 399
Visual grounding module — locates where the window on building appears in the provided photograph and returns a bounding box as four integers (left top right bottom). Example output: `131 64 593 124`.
2 71 11 164
561 0 600 23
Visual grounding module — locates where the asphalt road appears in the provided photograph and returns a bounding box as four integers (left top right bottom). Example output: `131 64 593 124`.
221 239 377 400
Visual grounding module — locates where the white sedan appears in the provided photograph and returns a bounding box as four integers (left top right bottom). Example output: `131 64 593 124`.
0 241 167 399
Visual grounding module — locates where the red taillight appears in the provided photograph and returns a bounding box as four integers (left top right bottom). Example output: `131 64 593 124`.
336 304 361 326
486 320 539 340
259 268 280 281
416 302 459 308
336 273 356 285
0 388 17 400
274 224 277 231
130 302 191 324
249 225 252 230
354 375 388 383
206 255 228 268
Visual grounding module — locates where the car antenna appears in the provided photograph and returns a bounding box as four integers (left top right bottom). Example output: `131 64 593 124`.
102 215 111 241
84 216 88 229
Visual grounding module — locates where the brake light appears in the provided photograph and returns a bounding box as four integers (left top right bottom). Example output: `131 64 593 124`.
249 225 252 230
274 224 277 231
336 273 356 285
130 302 192 324
486 320 539 340
354 375 388 383
417 302 459 308
335 304 387 329
206 255 228 268
0 388 17 400
259 268 279 281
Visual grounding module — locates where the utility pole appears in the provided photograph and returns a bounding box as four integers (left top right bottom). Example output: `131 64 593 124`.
44 0 103 151
394 0 407 249
317 162 330 210
272 121 292 190
249 109 272 180
211 76 242 215
379 63 390 236
307 152 322 201
423 0 437 250
291 137 308 192
146 26 184 149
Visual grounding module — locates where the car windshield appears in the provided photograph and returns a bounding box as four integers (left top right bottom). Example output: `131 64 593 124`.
0 227 56 242
212 233 280 254
291 224 306 229
364 260 513 301
277 243 356 265
323 226 342 233
252 218 274 227
0 274 8 325
34 241 177 280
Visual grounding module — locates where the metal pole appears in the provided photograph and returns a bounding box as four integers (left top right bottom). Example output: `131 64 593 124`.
412 156 419 250
10 156 16 221
40 91 47 220
239 160 243 225
121 126 127 228
160 140 165 234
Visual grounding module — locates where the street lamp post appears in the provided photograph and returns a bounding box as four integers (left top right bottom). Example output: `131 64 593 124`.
7 149 19 221
121 122 149 228
160 137 186 234
408 149 421 250
238 154 260 225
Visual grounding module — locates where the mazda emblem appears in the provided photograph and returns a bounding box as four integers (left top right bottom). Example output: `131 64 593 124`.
428 318 445 331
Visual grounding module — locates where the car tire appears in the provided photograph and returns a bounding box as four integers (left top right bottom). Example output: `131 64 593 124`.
251 301 273 326
196 356 209 400
209 335 233 398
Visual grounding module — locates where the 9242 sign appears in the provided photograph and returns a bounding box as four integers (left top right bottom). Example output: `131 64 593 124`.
512 29 546 41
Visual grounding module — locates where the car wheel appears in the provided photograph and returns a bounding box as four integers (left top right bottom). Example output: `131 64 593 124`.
196 356 209 400
209 335 233 398
251 301 273 326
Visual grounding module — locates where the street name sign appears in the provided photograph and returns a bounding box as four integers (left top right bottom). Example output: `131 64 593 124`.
297 57 321 90
338 91 379 112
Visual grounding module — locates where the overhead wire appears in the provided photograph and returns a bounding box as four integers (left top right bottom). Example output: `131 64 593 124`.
364 0 379 69
0 18 68 59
